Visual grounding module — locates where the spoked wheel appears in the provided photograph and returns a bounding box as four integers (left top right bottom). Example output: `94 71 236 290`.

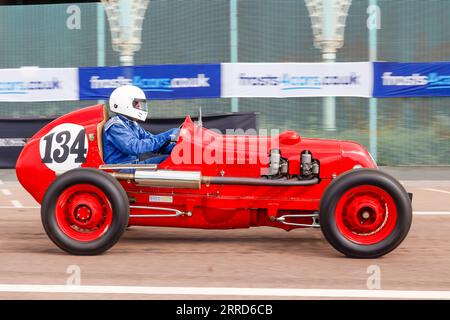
42 168 129 255
319 169 412 258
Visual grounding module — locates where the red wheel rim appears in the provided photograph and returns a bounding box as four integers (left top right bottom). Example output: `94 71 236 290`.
55 184 112 242
335 185 398 245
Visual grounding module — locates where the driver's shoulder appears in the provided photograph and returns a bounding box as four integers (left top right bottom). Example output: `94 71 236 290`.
104 115 127 132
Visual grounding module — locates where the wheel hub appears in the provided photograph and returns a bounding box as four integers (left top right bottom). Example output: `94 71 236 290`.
335 185 398 245
75 205 91 221
361 210 371 220
342 195 387 234
68 193 104 229
55 184 113 242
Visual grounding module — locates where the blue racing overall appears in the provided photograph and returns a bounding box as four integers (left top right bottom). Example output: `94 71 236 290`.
102 114 178 165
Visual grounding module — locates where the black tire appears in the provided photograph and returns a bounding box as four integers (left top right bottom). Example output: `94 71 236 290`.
41 168 129 255
319 168 412 258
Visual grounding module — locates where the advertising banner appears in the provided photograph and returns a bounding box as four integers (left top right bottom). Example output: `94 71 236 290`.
0 68 78 102
373 62 450 97
4 62 450 102
79 64 221 100
221 62 373 98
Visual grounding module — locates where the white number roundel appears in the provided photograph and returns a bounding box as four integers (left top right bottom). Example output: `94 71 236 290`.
39 123 89 173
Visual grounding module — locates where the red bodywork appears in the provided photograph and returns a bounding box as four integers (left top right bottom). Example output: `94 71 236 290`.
16 104 377 231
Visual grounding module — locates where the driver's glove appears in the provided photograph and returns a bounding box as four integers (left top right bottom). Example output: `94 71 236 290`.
168 128 180 142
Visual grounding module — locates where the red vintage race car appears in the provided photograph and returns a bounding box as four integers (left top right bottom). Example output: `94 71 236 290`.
16 104 412 258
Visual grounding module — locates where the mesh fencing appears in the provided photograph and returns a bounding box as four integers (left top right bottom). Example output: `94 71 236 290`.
0 0 449 165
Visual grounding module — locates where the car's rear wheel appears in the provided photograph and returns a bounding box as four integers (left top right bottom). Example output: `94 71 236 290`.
41 168 129 255
319 169 412 258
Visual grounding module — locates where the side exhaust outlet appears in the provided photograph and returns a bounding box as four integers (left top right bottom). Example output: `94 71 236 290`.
135 170 201 189
109 169 319 188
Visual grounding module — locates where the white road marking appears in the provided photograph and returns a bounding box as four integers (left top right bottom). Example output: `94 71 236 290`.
10 200 24 208
0 180 3 185
413 211 450 215
0 206 448 216
0 284 449 299
422 188 450 195
402 180 450 187
0 206 39 209
1 189 12 196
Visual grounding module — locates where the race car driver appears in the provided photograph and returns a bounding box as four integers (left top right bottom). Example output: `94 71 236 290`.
102 85 179 165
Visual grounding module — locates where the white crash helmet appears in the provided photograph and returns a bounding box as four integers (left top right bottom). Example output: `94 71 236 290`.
109 85 148 122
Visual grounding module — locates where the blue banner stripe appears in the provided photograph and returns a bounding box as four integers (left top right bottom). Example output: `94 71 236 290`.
78 64 221 100
373 62 450 97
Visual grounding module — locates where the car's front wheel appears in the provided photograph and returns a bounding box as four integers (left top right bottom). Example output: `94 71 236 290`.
319 169 412 258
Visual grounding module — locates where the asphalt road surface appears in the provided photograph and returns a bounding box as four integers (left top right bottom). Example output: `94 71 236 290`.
1 167 450 300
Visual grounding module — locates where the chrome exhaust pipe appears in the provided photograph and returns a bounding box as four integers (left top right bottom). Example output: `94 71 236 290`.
135 170 201 189
110 169 319 188
109 170 201 188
